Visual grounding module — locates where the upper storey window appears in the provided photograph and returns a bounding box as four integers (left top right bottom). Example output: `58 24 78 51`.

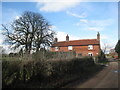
55 47 59 51
68 46 72 50
88 45 93 50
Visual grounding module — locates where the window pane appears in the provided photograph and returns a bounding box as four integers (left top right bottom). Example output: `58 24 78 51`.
88 45 93 50
68 46 72 50
55 47 59 51
88 53 93 56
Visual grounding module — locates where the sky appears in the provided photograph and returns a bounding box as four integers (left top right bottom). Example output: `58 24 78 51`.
0 1 119 53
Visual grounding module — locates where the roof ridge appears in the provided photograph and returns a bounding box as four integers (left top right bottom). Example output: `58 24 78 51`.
57 39 97 43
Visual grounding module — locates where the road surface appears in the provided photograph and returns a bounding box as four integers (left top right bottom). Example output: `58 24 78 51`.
64 62 118 88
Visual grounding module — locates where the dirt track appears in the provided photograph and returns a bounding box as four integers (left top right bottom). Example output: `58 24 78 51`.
64 62 118 88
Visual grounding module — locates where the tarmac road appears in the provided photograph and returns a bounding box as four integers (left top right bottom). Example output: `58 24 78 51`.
64 61 119 88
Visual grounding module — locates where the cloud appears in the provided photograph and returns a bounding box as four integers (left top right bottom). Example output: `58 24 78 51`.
66 11 87 18
36 0 81 12
15 16 20 20
87 27 103 31
90 19 113 27
46 25 79 41
101 35 109 40
0 30 10 54
49 26 80 41
56 31 97 41
80 19 88 23
76 18 114 31
49 25 57 30
56 31 80 41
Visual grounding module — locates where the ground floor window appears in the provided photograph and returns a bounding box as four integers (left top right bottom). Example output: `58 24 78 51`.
88 53 93 56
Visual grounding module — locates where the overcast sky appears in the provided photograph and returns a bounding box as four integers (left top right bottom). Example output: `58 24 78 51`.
0 1 119 53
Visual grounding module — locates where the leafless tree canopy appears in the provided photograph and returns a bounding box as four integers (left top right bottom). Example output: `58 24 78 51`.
2 11 56 53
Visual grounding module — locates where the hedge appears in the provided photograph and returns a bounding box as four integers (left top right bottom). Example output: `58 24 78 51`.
2 56 96 88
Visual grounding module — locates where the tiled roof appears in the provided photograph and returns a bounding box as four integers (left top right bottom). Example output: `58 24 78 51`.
52 39 100 47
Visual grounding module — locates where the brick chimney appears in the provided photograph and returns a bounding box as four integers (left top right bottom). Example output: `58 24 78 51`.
54 37 58 43
97 32 100 41
66 34 69 41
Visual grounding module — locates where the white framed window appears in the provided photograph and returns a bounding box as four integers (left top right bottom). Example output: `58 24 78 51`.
68 46 72 50
88 53 93 56
55 47 59 51
88 45 93 50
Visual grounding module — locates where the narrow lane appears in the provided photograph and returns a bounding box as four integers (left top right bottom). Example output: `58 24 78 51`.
64 62 118 88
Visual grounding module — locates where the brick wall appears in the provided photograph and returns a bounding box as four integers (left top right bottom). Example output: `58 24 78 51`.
51 45 100 56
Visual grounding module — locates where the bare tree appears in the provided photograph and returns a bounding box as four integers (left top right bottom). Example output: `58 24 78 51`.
2 11 55 54
102 41 112 54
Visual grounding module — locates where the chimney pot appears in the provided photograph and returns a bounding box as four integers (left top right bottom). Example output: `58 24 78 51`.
66 34 69 41
97 32 100 41
54 38 58 43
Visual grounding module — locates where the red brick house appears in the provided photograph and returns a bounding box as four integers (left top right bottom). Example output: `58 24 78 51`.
109 49 118 59
51 32 101 57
